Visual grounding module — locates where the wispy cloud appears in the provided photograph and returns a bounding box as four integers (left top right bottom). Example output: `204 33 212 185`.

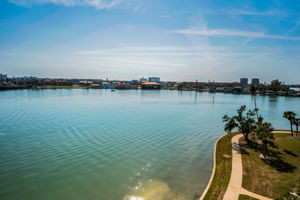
231 9 283 16
8 0 123 9
75 46 229 55
171 28 300 40
203 9 285 17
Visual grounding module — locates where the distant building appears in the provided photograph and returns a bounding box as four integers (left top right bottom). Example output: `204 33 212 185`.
251 78 260 86
13 76 37 81
139 77 147 82
240 78 248 86
289 88 300 95
216 87 224 92
233 86 243 93
243 88 250 94
0 73 8 81
148 77 160 83
141 82 161 89
208 86 216 93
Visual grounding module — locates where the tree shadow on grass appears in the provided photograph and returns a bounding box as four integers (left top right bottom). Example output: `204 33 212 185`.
263 149 297 173
283 149 298 157
241 139 297 173
268 140 278 149
238 139 259 155
238 143 250 155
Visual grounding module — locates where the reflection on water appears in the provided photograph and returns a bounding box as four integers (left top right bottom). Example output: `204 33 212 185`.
127 180 171 200
126 179 185 200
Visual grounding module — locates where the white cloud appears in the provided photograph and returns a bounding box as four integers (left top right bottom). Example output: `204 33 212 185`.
74 46 228 56
204 9 285 17
228 10 286 16
171 28 300 40
8 0 123 9
231 9 283 16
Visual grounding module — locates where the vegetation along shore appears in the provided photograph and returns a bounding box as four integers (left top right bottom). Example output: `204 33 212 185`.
201 107 300 200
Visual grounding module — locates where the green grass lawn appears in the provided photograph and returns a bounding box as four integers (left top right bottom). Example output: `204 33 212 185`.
202 133 238 200
241 133 300 199
238 194 258 200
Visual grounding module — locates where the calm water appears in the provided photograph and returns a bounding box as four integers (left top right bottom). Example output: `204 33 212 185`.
0 89 299 200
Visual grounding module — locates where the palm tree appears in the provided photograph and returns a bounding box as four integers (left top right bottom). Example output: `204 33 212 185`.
292 118 300 137
283 111 296 137
256 122 274 158
250 85 259 119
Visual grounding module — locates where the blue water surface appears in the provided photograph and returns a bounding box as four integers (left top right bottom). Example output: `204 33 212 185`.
0 89 299 200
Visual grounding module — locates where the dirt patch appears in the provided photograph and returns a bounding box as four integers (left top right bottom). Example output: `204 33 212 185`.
223 154 232 158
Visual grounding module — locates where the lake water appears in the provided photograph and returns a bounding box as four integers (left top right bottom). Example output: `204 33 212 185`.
0 89 299 200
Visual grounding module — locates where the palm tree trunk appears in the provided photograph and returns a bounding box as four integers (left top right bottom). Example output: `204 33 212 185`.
290 121 294 137
262 142 268 158
254 96 259 119
243 132 249 142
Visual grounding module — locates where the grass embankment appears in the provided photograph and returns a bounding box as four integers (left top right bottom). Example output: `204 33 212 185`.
202 132 238 200
241 132 300 199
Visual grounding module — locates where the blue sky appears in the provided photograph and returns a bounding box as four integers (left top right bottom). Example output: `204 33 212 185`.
0 0 300 83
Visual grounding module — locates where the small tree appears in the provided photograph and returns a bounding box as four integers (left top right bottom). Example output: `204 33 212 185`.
223 116 238 134
223 105 257 142
256 122 274 158
292 118 300 137
283 111 296 137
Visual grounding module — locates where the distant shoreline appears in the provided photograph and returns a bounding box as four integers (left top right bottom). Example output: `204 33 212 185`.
1 86 300 98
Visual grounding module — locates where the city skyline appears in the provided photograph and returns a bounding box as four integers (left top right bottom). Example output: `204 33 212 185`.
1 0 300 83
0 73 290 86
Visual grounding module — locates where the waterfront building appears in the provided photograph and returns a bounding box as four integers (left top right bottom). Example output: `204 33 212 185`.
216 87 224 92
208 86 216 93
251 78 260 85
90 84 101 89
243 88 250 94
289 88 300 95
148 77 160 83
12 76 37 81
240 78 248 86
266 90 276 95
233 86 243 93
0 73 8 80
141 82 161 89
224 87 233 93
277 91 287 96
139 77 147 82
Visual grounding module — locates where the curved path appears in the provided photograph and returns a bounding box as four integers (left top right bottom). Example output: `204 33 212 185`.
272 130 291 134
223 134 243 200
223 134 272 200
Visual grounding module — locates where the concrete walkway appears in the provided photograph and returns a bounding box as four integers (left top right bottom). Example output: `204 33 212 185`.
272 130 292 134
223 134 273 200
223 134 243 200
